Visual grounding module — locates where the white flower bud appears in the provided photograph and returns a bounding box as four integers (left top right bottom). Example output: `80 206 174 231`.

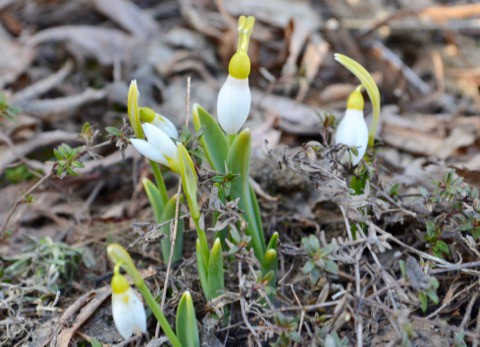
111 273 147 340
217 75 251 135
335 89 368 165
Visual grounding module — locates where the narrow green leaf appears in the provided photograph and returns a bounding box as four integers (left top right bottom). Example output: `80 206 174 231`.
58 144 69 158
53 148 62 161
261 249 279 297
72 161 84 168
426 289 439 305
160 195 184 263
227 129 266 259
334 53 381 147
248 184 264 244
399 259 406 278
143 178 166 220
261 270 274 283
419 292 428 313
196 239 209 300
192 104 228 173
176 291 200 347
105 126 123 137
90 337 103 347
266 232 279 251
302 261 315 274
177 143 200 220
207 238 225 300
436 240 450 255
261 249 277 274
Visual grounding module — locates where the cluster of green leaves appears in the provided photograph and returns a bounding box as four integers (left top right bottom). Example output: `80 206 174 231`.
312 324 350 347
193 104 280 299
349 160 375 195
80 122 98 146
417 277 440 313
194 105 267 259
1 237 83 289
53 143 85 178
4 165 36 184
399 258 440 314
210 170 239 197
424 220 450 258
0 92 20 121
419 170 480 257
301 235 338 285
273 314 302 346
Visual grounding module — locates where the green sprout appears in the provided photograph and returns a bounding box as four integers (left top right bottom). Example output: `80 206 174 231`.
273 313 302 346
301 235 339 285
0 92 20 121
53 143 85 178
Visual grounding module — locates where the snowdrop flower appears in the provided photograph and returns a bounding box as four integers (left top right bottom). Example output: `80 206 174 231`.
217 15 255 135
130 123 179 172
139 107 179 140
111 270 147 340
335 88 368 165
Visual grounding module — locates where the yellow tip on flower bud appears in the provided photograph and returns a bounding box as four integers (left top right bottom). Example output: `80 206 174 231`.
228 15 255 79
139 107 155 123
228 52 250 79
346 89 364 111
111 273 130 294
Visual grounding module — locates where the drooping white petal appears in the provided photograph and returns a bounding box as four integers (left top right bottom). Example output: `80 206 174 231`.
141 123 178 160
112 288 147 340
335 109 368 165
217 75 251 135
152 114 179 139
130 138 168 166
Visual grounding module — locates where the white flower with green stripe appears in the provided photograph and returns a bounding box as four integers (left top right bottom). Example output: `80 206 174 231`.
111 269 146 340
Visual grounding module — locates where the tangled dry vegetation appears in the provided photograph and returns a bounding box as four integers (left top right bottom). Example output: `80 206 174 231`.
1 0 480 346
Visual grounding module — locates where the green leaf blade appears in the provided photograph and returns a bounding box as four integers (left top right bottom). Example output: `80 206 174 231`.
193 104 229 173
207 238 225 300
177 143 200 220
227 129 266 259
176 291 200 347
196 239 209 300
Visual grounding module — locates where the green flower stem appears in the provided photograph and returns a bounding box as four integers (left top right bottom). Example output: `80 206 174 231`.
136 281 182 347
149 160 168 203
